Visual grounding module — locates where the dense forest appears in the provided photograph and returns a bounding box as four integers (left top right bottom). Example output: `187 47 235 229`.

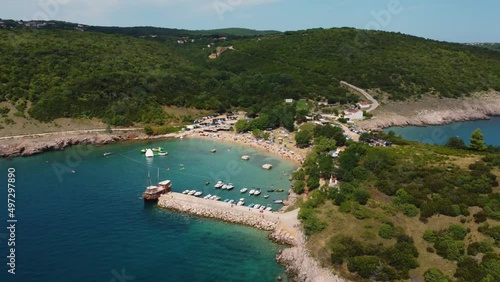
1 23 500 125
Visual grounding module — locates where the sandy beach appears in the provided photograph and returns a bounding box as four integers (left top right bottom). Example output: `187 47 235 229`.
185 130 308 166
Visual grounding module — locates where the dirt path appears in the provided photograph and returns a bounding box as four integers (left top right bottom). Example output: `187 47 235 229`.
340 81 380 112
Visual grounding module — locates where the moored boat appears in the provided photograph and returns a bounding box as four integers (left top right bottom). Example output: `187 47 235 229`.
249 189 256 195
204 194 212 199
103 152 111 157
228 199 235 204
254 204 261 209
210 148 217 153
240 188 248 193
265 206 272 211
253 189 261 196
182 190 190 194
221 184 228 190
194 191 203 197
188 190 196 195
214 181 224 188
158 151 168 156
142 169 171 201
248 203 255 208
226 183 234 190
264 195 270 199
273 200 284 204
241 155 250 160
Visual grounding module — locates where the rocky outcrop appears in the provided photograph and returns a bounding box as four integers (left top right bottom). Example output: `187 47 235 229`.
268 229 297 246
276 232 348 282
0 134 126 158
158 195 278 230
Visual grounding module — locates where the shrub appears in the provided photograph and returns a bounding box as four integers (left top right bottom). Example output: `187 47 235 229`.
401 204 420 217
424 268 451 282
354 189 370 205
467 241 493 256
423 229 437 243
293 180 305 194
378 224 395 239
347 256 380 279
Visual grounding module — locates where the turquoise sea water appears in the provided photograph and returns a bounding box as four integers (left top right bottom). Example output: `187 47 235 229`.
384 116 500 146
0 138 296 282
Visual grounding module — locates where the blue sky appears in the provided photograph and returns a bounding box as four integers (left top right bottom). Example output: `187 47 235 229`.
1 0 499 42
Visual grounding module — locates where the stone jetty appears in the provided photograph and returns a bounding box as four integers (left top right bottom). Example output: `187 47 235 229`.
158 193 279 231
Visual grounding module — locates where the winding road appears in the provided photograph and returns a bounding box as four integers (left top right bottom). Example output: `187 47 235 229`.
340 81 380 112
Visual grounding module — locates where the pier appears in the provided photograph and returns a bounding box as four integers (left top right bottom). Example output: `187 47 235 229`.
158 192 299 244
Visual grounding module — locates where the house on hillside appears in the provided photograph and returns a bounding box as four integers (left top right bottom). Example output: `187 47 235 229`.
285 99 294 103
357 101 370 109
344 109 363 121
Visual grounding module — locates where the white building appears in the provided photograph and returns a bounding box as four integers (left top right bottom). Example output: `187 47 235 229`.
357 101 371 109
285 99 294 103
344 109 364 121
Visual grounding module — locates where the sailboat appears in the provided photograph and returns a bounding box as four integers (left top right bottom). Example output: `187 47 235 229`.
142 168 172 201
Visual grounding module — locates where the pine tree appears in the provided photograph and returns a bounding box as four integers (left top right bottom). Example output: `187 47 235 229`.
470 129 486 151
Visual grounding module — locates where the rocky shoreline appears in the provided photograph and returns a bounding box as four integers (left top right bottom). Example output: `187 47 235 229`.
276 232 348 282
0 133 129 158
358 92 500 130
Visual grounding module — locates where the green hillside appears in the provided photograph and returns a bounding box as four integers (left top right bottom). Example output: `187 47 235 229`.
1 26 500 125
213 28 500 100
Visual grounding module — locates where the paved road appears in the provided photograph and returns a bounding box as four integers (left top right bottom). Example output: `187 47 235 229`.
0 128 142 140
340 81 380 112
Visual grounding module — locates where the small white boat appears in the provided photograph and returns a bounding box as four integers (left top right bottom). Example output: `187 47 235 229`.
237 199 245 206
226 183 234 190
214 181 224 188
182 190 190 194
254 204 261 209
262 164 272 170
228 199 235 204
240 188 248 193
204 194 212 199
264 194 270 199
194 191 202 197
249 189 256 195
241 155 250 160
221 184 228 190
239 198 245 202
265 206 272 211
103 152 111 157
215 196 221 201
209 195 216 200
188 190 196 195
259 206 265 211
254 189 261 196
210 148 217 153
158 152 168 156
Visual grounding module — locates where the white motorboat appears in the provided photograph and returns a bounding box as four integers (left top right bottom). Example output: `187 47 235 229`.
215 196 221 201
158 151 168 156
188 190 196 195
249 189 256 195
194 191 202 197
265 207 272 211
241 155 250 160
228 199 235 204
182 190 190 194
237 200 244 206
259 206 265 211
209 195 217 200
222 184 228 190
203 194 212 199
226 183 234 190
240 188 248 193
103 152 111 157
264 194 270 199
214 181 224 188
254 189 261 196
254 204 261 209
262 164 272 170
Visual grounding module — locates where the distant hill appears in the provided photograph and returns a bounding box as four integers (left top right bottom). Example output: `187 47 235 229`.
1 23 500 125
468 43 500 52
0 19 280 38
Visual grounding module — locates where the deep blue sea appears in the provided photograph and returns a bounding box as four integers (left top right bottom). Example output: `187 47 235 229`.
0 138 296 282
384 116 500 146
